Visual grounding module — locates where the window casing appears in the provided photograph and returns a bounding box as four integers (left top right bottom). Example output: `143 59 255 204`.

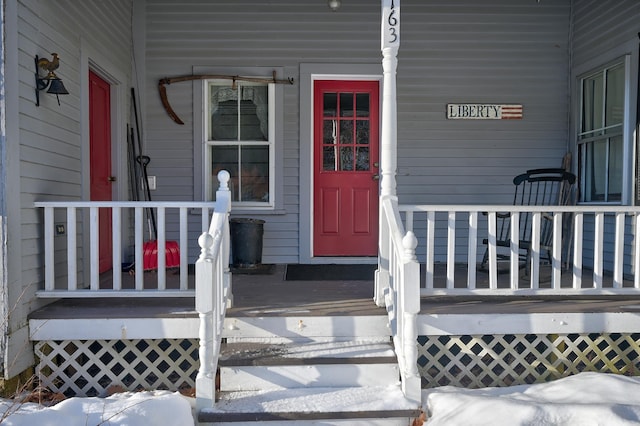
205 80 275 208
578 60 626 203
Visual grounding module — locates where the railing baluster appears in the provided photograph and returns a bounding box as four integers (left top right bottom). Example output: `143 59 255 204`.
135 207 144 291
67 207 77 291
180 207 188 290
613 212 625 288
552 212 562 289
90 207 99 290
573 212 583 290
113 207 122 291
530 212 541 288
487 211 497 290
425 211 435 289
510 212 519 290
157 207 166 291
446 212 455 289
467 212 477 289
593 212 604 289
44 207 55 291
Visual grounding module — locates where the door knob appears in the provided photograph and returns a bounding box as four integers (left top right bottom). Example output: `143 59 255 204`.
372 174 380 180
108 176 116 182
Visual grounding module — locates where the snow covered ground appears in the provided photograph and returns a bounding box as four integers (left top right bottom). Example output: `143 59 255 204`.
424 372 640 425
1 372 639 425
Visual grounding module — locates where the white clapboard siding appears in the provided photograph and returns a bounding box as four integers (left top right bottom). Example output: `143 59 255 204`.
13 0 133 377
143 0 573 265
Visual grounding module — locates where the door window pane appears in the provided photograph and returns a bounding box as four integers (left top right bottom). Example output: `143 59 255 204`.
340 121 353 144
323 93 337 117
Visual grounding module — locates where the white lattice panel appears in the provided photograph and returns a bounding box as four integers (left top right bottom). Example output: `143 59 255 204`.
35 339 198 397
418 333 640 388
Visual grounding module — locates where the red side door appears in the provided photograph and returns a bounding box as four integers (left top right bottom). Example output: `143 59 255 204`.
313 80 380 256
89 71 113 273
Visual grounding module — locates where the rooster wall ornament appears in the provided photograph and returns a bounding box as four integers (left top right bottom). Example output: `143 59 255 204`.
35 53 69 106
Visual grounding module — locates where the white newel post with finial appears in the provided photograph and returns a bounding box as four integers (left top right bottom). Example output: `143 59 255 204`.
375 0 400 306
195 170 231 411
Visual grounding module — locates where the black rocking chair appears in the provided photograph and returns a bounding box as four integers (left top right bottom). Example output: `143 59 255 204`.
481 168 577 272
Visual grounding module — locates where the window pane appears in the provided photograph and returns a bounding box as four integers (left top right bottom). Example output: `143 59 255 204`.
323 146 336 171
240 145 269 202
356 147 369 171
211 145 269 202
356 120 370 145
605 64 625 128
608 136 623 201
239 86 268 140
585 140 607 202
210 84 268 141
323 93 337 117
210 85 237 140
340 121 353 144
211 145 239 201
323 120 337 144
340 147 353 171
582 73 603 134
339 93 354 117
355 93 370 117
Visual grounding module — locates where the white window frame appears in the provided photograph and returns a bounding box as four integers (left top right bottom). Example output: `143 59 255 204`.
193 66 284 212
203 80 275 209
577 55 633 205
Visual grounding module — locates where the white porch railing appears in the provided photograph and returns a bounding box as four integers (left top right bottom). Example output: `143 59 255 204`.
34 186 230 298
397 204 640 296
376 198 640 403
375 196 422 405
195 171 232 412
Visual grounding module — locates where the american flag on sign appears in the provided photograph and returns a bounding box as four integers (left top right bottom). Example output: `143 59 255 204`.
500 105 523 119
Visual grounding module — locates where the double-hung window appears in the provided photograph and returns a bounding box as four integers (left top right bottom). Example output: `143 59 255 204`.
578 60 626 203
205 80 275 208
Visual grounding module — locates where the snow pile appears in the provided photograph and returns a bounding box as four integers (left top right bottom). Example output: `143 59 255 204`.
1 372 640 425
424 372 640 425
0 390 195 426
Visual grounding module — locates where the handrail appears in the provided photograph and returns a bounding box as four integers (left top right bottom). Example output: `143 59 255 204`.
377 195 421 405
195 170 232 412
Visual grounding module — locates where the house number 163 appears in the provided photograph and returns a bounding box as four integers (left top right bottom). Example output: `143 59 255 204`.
382 0 400 48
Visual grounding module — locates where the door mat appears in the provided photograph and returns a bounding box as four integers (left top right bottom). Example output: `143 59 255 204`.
231 263 276 275
285 264 377 281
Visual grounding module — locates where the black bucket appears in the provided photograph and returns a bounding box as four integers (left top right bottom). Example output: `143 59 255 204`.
230 218 265 268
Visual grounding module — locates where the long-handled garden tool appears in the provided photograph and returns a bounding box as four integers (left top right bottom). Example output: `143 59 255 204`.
130 87 180 271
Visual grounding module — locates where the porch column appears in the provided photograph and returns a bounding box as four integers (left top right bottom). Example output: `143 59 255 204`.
379 0 399 199
376 0 400 305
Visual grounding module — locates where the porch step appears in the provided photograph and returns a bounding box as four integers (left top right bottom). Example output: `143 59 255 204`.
222 315 390 342
199 338 421 424
219 340 399 391
198 385 422 425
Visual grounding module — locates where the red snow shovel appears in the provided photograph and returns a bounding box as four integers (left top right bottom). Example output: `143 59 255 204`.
137 156 180 271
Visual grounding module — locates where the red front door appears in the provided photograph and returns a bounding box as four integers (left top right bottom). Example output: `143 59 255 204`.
313 80 380 256
89 71 113 273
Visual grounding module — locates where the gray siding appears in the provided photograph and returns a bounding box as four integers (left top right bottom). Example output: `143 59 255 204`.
143 0 572 264
12 0 133 376
571 0 640 69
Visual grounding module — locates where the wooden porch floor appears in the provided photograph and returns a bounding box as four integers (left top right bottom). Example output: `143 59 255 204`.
29 264 640 322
